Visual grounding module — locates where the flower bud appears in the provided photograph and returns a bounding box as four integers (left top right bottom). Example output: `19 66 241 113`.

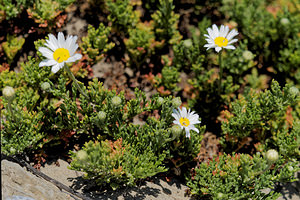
111 96 122 107
10 147 16 154
156 97 164 106
183 39 193 48
77 150 88 161
41 82 51 92
97 111 106 122
280 18 290 26
3 86 15 100
172 97 182 108
171 125 182 137
217 193 225 199
289 86 299 97
266 149 279 163
287 166 294 172
242 50 254 60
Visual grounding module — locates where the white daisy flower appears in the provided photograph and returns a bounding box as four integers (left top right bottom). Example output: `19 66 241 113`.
204 24 239 53
172 107 201 138
38 32 82 73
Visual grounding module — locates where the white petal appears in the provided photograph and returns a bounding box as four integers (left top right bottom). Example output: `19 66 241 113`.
219 25 225 37
207 28 216 40
226 29 238 41
205 38 214 44
72 36 78 46
65 35 73 50
69 43 79 56
224 45 236 50
57 32 65 48
191 126 199 133
51 64 61 73
215 47 222 52
204 44 216 49
223 26 229 38
191 119 198 125
45 39 57 51
190 115 200 123
204 34 211 39
173 108 180 117
228 38 238 45
186 110 190 119
172 113 180 122
212 24 220 37
66 53 82 63
185 130 190 138
182 107 188 118
39 59 57 67
48 34 59 48
39 47 54 59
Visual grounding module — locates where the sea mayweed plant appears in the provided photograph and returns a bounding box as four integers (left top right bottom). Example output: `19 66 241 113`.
204 24 239 94
172 107 201 138
1 0 300 198
187 151 299 199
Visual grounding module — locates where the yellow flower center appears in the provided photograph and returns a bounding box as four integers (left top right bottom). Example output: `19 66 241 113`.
53 48 70 63
179 117 190 127
214 37 228 47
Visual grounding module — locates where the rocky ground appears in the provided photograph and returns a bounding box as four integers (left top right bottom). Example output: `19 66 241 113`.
2 158 300 200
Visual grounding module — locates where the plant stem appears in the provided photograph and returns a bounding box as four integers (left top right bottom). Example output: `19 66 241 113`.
7 101 16 122
218 50 223 95
64 65 89 100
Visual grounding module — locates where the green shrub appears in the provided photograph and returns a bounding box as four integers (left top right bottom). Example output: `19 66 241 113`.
80 24 115 64
69 138 166 190
187 152 299 199
106 0 139 34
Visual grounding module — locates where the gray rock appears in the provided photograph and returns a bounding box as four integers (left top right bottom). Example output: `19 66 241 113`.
1 160 73 200
5 195 35 200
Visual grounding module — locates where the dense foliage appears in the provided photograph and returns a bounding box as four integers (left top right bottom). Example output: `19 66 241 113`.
1 0 299 198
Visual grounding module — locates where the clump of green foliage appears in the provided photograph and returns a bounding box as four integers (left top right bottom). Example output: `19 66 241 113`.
187 152 299 199
124 22 160 68
106 0 139 34
1 57 52 155
153 55 181 95
220 0 300 85
70 138 166 190
1 0 74 28
0 0 33 20
2 35 25 64
80 24 115 64
1 0 300 197
221 80 300 159
1 54 205 188
151 0 182 45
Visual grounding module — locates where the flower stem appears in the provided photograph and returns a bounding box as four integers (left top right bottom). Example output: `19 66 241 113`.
218 51 223 95
7 101 16 122
64 65 89 100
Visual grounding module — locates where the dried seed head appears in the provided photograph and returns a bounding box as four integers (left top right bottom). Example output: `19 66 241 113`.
111 96 122 107
156 97 164 106
3 86 15 100
172 97 182 108
183 39 193 48
77 150 88 161
97 111 106 122
242 50 254 60
266 149 279 163
41 82 51 92
289 86 299 97
280 18 290 26
171 125 182 137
